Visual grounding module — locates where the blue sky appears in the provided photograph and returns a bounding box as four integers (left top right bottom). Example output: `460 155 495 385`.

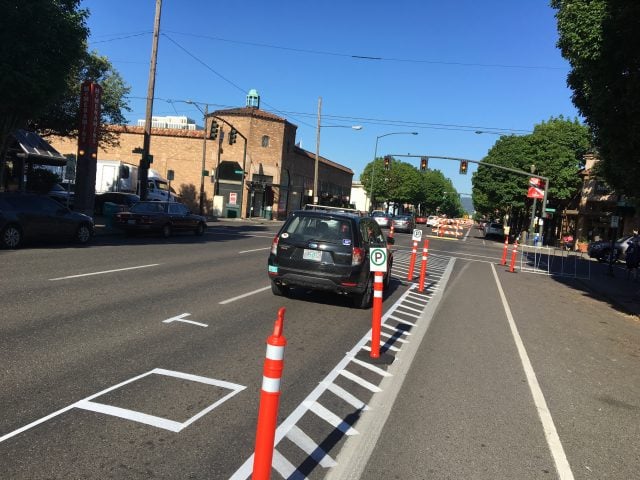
81 0 579 196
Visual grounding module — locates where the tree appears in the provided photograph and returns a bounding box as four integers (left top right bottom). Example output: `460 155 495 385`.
0 0 89 152
30 50 131 147
551 0 640 197
472 117 590 231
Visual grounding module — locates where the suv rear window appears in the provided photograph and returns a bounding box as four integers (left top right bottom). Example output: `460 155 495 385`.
283 215 353 244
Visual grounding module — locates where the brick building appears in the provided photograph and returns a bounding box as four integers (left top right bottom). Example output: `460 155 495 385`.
48 90 353 219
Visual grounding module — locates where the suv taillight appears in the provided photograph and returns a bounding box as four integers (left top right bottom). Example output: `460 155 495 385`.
270 234 279 255
352 247 365 265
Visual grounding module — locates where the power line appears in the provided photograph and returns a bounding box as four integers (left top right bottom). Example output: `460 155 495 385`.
164 30 566 71
123 95 532 135
161 34 316 129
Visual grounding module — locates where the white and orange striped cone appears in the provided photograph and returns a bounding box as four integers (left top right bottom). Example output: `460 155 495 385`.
252 307 287 480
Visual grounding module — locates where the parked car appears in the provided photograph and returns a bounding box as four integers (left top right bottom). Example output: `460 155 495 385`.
94 192 140 215
426 215 439 227
0 192 93 249
392 214 415 233
113 201 207 238
588 235 635 262
483 222 504 239
371 210 393 228
48 183 74 209
267 209 394 308
415 215 427 224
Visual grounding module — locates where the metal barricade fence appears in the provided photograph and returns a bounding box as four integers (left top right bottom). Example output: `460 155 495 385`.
519 244 591 280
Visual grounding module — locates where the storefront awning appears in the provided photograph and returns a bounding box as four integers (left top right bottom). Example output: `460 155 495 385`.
10 129 68 166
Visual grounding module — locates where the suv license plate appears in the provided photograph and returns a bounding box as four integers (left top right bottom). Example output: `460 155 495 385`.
303 249 322 262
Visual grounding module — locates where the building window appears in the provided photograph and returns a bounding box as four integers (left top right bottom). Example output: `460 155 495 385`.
262 135 270 147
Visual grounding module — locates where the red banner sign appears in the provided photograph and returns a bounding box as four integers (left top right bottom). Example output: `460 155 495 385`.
78 81 103 153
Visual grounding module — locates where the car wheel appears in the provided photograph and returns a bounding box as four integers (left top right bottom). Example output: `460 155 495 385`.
195 222 205 236
352 276 373 309
162 224 171 238
271 281 289 297
1 224 22 249
76 224 92 244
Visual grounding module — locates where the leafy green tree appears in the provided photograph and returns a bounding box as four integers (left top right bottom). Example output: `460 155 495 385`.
0 0 88 152
551 0 640 197
472 117 590 228
31 51 131 147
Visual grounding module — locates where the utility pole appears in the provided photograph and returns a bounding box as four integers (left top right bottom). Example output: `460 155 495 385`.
314 96 322 205
140 0 162 201
198 104 208 215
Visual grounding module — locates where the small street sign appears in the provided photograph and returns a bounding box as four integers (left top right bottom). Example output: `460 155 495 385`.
369 248 388 272
545 208 556 213
611 215 619 228
412 229 423 241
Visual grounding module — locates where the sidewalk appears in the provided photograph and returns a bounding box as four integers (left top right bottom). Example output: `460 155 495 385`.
572 258 640 318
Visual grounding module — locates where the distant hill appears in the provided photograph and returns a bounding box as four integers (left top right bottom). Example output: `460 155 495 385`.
460 196 474 214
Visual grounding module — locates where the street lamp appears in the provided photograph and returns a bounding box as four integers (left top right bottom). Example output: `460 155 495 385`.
369 131 418 211
313 96 362 204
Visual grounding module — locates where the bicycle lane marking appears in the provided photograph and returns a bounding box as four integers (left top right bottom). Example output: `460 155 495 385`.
490 263 575 480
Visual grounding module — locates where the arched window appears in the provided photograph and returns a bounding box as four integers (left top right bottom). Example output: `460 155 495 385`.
262 135 270 147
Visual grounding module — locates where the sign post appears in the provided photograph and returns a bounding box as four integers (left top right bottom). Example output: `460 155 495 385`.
369 248 387 359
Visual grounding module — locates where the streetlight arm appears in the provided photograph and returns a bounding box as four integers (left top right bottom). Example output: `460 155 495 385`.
369 132 418 210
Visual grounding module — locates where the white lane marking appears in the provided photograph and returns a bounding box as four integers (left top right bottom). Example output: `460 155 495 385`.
76 400 184 432
238 247 270 254
324 382 370 412
339 369 383 392
272 450 298 479
1 369 246 442
219 286 271 304
49 264 160 281
286 424 338 468
490 264 575 480
304 401 359 435
463 227 471 242
162 313 208 328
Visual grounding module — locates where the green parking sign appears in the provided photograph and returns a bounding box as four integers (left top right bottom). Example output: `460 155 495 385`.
370 248 388 272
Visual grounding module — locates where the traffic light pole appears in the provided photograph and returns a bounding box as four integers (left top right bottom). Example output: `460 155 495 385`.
390 154 550 239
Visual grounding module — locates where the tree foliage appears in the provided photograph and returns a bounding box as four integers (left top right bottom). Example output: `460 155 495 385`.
472 117 591 220
0 0 88 150
551 0 640 197
360 157 463 216
31 51 131 147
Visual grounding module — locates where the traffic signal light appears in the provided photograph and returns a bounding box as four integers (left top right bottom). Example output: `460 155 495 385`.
384 155 391 170
209 120 219 140
229 128 238 145
420 156 428 171
459 160 468 175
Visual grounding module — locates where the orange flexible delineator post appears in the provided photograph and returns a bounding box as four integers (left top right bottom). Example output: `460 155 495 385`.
500 235 509 266
389 223 395 239
407 240 418 280
509 240 519 273
252 307 287 480
370 272 385 359
418 239 429 292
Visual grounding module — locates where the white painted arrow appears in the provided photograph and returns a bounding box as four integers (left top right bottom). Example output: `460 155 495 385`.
162 313 208 328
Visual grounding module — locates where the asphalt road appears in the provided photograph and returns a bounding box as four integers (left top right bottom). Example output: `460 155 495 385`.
1 222 638 479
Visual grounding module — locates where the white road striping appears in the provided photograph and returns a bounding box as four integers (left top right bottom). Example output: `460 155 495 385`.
490 264 575 480
163 313 208 328
238 247 271 254
0 369 246 442
49 264 160 281
219 286 271 304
